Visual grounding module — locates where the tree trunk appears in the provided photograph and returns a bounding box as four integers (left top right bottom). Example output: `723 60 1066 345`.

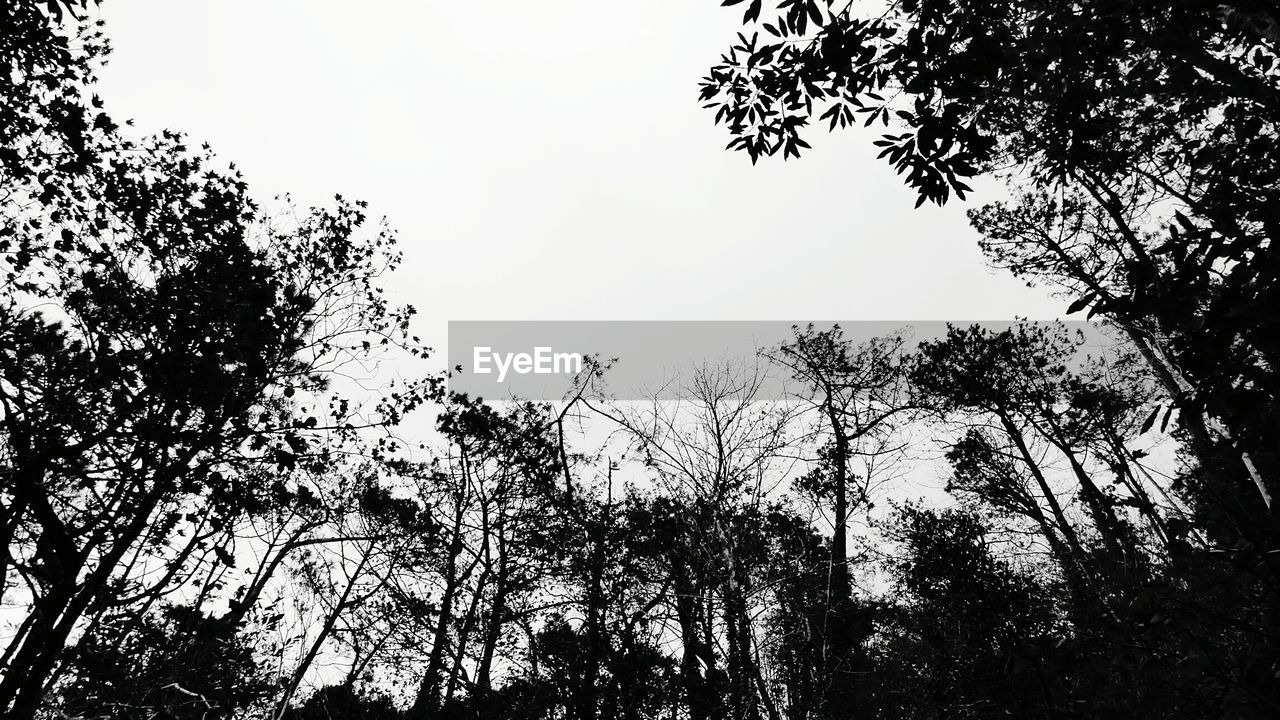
274 546 373 719
410 481 472 717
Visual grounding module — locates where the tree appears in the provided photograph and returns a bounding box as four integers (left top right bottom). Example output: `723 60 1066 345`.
700 0 1279 532
1 5 434 715
406 394 571 717
910 322 1280 715
910 323 1140 570
869 504 1061 720
58 605 274 720
600 363 796 720
10 1 1280 716
768 325 912 712
273 477 435 718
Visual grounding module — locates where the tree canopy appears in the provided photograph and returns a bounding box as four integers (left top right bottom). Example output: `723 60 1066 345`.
2 1 1279 719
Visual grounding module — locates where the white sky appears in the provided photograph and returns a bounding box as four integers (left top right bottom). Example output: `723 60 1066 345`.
94 0 1064 354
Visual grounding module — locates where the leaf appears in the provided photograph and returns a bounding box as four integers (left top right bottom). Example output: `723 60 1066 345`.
1066 293 1096 315
750 45 776 66
807 0 823 25
1140 406 1160 434
213 545 237 568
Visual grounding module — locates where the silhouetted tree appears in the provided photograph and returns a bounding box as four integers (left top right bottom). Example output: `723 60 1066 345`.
60 605 274 720
6 1 1280 717
701 0 1279 541
1 5 433 716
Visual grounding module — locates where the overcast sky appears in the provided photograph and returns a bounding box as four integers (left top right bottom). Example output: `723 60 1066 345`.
95 0 1064 348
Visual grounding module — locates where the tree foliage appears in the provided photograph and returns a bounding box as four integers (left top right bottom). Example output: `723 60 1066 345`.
2 1 1280 718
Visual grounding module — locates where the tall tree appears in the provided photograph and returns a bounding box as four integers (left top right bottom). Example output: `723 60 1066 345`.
603 364 795 720
700 0 1280 529
0 5 433 715
769 326 911 707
